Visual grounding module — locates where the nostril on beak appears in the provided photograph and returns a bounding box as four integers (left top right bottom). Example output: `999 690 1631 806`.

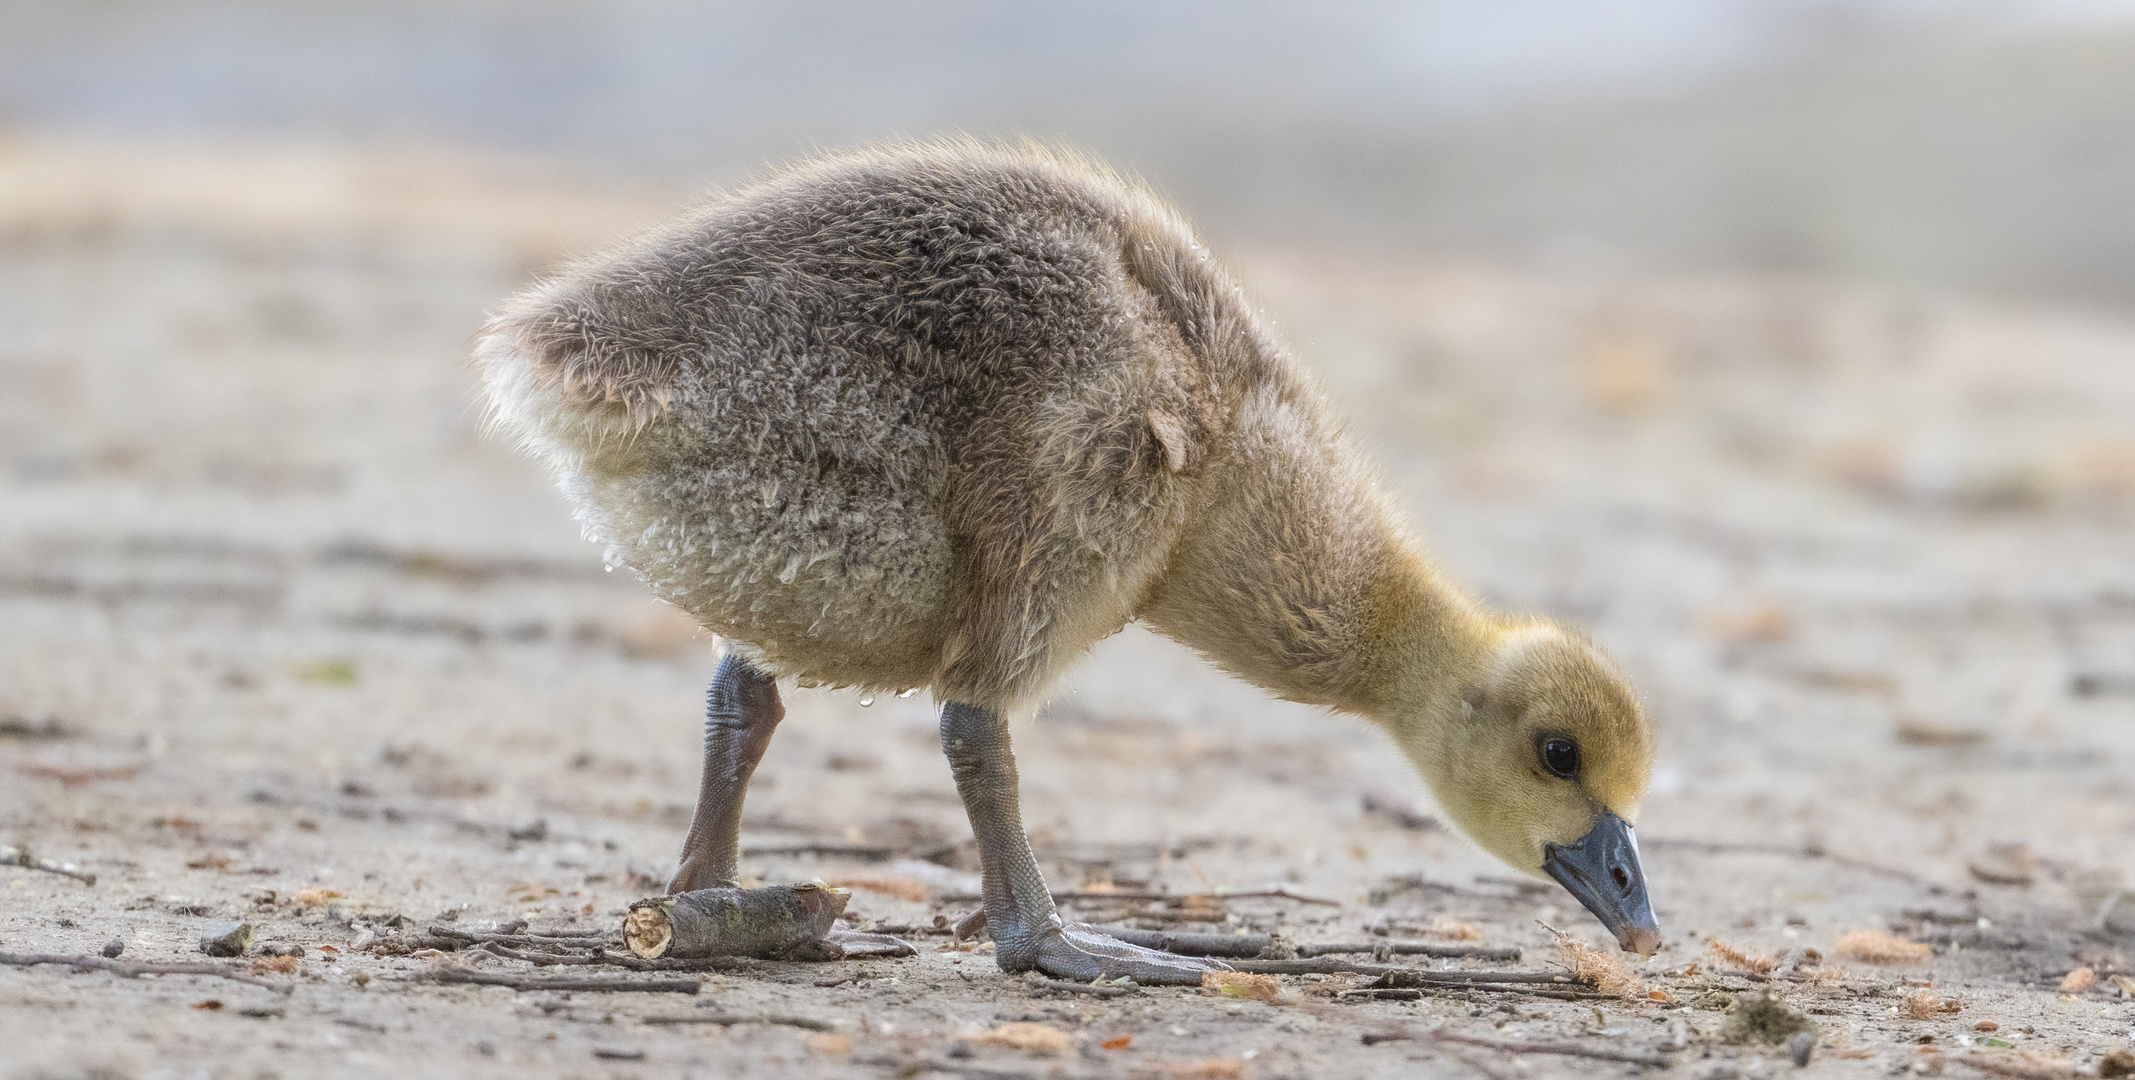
1610 865 1631 892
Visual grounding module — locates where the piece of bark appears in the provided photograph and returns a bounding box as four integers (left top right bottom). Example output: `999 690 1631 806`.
623 884 848 960
200 921 253 957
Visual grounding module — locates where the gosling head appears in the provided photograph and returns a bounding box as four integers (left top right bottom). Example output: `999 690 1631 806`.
1396 623 1661 955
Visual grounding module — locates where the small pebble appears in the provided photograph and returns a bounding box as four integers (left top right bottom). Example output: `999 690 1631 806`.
199 920 253 957
1787 1030 1816 1067
100 938 125 959
1973 1020 1999 1032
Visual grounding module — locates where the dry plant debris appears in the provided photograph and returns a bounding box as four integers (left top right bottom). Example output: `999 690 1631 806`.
1554 933 1645 998
1202 970 1282 1002
966 1022 1073 1055
1723 992 1816 1045
2057 967 2096 994
1902 990 1963 1018
1706 936 1779 975
1835 930 1933 963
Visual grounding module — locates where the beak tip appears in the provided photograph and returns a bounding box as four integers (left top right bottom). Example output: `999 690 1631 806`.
1619 926 1663 958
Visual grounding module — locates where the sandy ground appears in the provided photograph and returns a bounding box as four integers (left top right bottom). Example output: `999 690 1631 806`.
3 137 2135 1079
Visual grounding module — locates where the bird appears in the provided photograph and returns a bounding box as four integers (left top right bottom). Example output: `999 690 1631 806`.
473 139 1660 982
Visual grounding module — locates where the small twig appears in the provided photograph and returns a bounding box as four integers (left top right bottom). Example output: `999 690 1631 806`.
0 846 97 885
1340 988 1423 1001
1 951 290 993
478 942 604 966
425 969 698 993
741 842 898 860
1301 942 1522 960
641 1013 836 1031
1374 971 1581 985
426 924 620 947
938 888 1340 906
1226 958 1400 976
1363 1026 1672 1068
1026 977 1139 997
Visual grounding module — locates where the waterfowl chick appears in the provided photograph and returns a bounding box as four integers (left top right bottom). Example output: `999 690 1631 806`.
474 140 1660 981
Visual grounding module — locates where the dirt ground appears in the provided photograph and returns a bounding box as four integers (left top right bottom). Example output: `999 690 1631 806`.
4 137 2135 1079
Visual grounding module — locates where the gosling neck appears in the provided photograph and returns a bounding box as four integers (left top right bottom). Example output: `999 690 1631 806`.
1142 397 1498 718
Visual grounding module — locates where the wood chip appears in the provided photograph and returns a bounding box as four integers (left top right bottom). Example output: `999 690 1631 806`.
967 1022 1073 1055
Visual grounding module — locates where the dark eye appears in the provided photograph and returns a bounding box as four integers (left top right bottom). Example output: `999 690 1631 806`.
1538 736 1580 779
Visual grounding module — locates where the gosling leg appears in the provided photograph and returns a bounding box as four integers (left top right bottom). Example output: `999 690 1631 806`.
668 652 783 894
939 701 1226 984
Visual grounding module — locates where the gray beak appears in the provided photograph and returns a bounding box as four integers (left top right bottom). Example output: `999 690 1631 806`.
1542 810 1662 956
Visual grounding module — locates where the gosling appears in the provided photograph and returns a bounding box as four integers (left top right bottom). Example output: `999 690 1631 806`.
475 140 1660 982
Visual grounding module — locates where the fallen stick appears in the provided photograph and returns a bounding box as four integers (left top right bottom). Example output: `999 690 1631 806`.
1225 958 1401 976
624 884 846 959
426 969 699 994
472 941 749 973
1300 942 1522 960
1089 928 1277 959
641 1012 836 1031
1361 1027 1671 1068
1 951 290 993
0 846 97 886
1371 971 1579 986
741 842 899 860
940 888 1341 906
427 925 621 948
1091 927 1520 962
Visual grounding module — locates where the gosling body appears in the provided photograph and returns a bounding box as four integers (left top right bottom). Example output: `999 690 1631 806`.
477 141 1661 972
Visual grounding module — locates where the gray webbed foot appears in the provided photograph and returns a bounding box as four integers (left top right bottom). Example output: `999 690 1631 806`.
1024 921 1229 985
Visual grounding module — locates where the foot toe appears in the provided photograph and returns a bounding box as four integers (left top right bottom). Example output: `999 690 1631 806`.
1033 926 1230 985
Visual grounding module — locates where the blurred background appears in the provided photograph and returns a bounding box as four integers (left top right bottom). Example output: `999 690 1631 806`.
4 5 2135 1068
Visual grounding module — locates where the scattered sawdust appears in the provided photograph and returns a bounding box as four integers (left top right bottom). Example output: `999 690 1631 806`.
805 1033 852 1057
823 874 927 903
1706 937 1779 975
1427 918 1483 941
291 888 343 908
968 1022 1073 1055
1553 932 1645 998
1835 930 1932 963
1202 970 1282 1002
1166 1060 1247 1080
1698 601 1792 643
1723 992 1816 1045
2057 967 2096 994
1101 1035 1133 1051
1902 990 1962 1019
250 955 299 975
